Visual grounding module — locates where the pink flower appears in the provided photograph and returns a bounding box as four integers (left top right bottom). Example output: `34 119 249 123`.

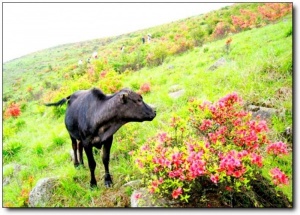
158 132 168 143
267 142 288 156
269 167 289 186
251 153 263 167
210 174 219 184
172 187 182 199
141 144 150 151
199 119 213 131
133 193 142 200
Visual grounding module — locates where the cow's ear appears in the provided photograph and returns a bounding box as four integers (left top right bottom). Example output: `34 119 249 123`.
120 92 128 103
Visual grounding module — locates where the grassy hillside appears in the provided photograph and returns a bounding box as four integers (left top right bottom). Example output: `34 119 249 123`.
3 3 292 207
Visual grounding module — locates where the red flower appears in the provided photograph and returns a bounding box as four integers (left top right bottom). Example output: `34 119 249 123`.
269 167 289 186
210 174 219 184
267 142 288 156
172 187 182 199
133 193 142 200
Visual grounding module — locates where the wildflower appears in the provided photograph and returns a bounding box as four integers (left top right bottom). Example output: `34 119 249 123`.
133 193 142 200
210 174 219 184
199 119 213 131
225 186 233 191
251 153 263 167
269 167 289 186
157 132 168 143
267 142 288 156
172 187 182 199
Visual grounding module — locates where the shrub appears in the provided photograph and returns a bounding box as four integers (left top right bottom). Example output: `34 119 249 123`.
138 83 151 94
52 136 65 147
134 93 290 205
98 69 124 94
212 22 233 39
190 27 206 46
3 142 23 158
258 3 292 22
5 103 21 118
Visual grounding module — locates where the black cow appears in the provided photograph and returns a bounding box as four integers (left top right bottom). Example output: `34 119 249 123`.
45 88 156 188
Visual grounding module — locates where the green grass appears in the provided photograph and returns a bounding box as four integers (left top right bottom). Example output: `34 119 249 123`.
2 5 292 207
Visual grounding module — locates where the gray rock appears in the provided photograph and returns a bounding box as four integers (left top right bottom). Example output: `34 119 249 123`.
282 126 293 142
169 90 185 99
3 163 24 186
208 57 226 71
131 188 178 207
123 180 142 188
168 65 174 70
29 177 59 207
247 105 277 120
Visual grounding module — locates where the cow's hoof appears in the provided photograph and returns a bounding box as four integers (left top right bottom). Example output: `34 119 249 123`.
105 181 113 188
90 181 98 189
74 163 84 169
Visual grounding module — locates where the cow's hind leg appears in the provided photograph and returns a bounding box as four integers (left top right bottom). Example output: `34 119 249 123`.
70 136 80 167
78 141 84 166
84 145 97 188
102 136 113 188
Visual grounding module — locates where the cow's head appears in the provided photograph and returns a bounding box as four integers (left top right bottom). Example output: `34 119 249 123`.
118 88 156 122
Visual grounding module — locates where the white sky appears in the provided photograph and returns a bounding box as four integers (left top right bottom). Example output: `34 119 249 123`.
2 2 234 62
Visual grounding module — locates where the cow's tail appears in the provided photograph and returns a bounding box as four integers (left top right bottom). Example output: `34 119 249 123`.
44 95 71 107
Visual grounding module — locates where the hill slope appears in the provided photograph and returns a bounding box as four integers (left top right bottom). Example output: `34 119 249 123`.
3 3 292 207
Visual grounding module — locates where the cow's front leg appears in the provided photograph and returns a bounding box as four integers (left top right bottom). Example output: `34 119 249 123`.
102 136 113 187
84 145 97 188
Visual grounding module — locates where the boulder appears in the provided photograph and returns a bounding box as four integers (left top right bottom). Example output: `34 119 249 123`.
3 163 24 186
169 85 185 99
247 105 277 120
131 188 178 207
169 90 185 99
208 57 226 71
29 177 59 207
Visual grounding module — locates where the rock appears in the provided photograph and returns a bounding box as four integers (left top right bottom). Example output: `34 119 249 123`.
3 163 24 186
247 105 277 120
169 90 185 99
169 85 184 99
131 188 178 207
282 126 293 143
167 65 174 70
208 57 226 71
123 180 142 188
29 177 59 207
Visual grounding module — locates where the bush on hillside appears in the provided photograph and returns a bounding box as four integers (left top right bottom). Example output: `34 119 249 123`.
134 93 291 207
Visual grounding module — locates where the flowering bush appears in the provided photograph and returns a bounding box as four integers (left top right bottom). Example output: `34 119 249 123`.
134 93 290 205
258 3 292 22
139 83 151 94
5 103 21 118
232 3 292 32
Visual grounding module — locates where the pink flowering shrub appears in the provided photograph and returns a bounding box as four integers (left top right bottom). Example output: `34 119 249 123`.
134 93 290 203
138 83 151 94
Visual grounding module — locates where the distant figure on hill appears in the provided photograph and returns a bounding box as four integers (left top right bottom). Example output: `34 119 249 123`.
120 45 125 52
87 57 91 64
92 51 98 59
78 59 83 65
141 37 145 44
147 34 152 43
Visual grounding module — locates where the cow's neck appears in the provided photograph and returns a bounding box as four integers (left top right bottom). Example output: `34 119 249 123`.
98 120 126 142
